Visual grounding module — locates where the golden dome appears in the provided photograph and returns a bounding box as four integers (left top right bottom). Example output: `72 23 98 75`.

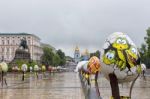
82 49 89 56
85 49 89 55
75 46 80 51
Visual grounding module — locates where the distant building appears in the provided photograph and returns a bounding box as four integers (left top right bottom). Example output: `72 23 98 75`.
0 33 43 63
81 49 90 61
74 46 80 64
73 46 90 64
66 56 74 62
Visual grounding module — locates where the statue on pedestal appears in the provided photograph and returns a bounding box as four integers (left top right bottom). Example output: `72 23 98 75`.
9 37 31 68
19 37 29 51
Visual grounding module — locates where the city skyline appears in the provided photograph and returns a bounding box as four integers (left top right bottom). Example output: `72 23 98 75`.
0 0 149 57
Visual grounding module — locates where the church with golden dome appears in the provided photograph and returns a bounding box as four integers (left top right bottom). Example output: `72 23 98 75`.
74 46 90 64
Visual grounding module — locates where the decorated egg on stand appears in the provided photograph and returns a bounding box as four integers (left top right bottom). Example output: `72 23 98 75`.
34 65 39 72
21 64 28 72
87 56 101 74
100 32 142 98
100 32 141 83
0 62 8 86
42 65 46 72
0 62 8 73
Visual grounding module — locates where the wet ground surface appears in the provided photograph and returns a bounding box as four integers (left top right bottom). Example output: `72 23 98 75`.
0 72 150 99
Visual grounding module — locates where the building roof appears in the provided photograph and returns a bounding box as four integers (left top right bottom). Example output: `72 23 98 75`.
0 33 40 40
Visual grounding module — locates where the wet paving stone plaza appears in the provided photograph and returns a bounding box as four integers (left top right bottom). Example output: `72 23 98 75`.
0 72 150 99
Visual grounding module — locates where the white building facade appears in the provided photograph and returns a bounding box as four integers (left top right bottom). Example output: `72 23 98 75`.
0 33 43 63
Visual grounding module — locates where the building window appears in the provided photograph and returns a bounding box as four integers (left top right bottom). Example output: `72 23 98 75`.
0 47 1 52
2 40 4 45
12 47 15 52
13 40 15 44
76 55 78 57
28 40 30 45
2 48 4 52
7 48 9 52
7 40 9 45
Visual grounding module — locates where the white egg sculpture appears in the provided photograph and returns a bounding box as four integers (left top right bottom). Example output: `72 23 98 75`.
21 64 28 72
141 63 146 71
0 62 8 73
100 32 142 83
34 65 39 72
74 61 88 72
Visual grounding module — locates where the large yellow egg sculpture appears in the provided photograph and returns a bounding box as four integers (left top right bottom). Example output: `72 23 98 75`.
100 32 142 83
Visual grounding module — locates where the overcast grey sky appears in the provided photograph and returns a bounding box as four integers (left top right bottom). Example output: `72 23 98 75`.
0 0 149 57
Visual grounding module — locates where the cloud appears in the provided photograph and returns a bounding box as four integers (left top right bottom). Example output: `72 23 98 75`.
0 0 149 57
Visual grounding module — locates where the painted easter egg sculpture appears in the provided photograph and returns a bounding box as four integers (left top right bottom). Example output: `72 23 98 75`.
76 56 101 74
0 62 8 86
100 32 142 83
88 56 101 74
42 65 46 72
34 65 39 72
21 64 28 72
77 56 101 86
0 62 8 73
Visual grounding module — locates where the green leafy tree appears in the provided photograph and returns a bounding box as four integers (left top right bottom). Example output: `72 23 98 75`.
53 54 60 66
57 49 66 66
41 47 54 66
140 27 150 68
90 50 100 59
139 44 147 62
145 28 150 52
41 47 66 67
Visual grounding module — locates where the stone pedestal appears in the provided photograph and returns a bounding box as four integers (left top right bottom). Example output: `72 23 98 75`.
9 49 31 67
14 49 30 60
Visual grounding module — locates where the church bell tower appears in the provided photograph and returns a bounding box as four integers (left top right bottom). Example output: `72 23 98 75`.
74 46 80 64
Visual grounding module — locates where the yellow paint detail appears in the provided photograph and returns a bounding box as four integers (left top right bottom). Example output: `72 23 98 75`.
112 37 129 50
126 46 138 68
137 65 142 73
110 96 130 99
85 74 89 79
116 50 126 70
42 65 46 71
111 37 129 70
102 50 116 65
